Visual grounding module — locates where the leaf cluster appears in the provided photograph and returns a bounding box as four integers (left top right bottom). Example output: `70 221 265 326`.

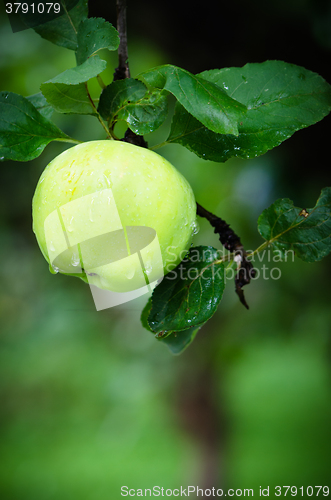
1 1 331 163
1 0 331 353
146 189 331 353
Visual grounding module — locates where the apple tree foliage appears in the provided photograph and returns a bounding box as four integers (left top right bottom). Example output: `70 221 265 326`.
1 0 331 354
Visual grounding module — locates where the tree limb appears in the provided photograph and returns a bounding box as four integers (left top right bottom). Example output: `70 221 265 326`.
196 202 256 309
113 0 148 147
113 0 130 81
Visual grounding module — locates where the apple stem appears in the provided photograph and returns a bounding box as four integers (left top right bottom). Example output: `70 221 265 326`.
196 202 256 309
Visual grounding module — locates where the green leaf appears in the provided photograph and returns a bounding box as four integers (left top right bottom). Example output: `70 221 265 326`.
40 82 94 115
140 297 203 355
160 326 201 355
0 91 73 162
27 92 54 120
76 17 119 65
23 0 88 51
257 187 331 262
42 56 107 86
40 56 107 114
98 79 168 135
167 61 331 162
98 79 146 121
122 90 168 135
148 246 225 334
140 297 154 333
138 65 246 136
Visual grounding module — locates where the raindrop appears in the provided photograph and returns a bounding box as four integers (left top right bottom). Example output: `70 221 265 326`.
125 267 135 280
67 216 74 232
191 220 200 235
103 171 112 188
71 253 80 267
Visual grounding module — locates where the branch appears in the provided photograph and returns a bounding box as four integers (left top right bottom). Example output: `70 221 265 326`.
113 0 130 81
113 0 148 148
84 82 112 139
196 202 256 309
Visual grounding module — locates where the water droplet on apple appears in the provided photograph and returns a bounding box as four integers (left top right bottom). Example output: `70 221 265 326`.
103 170 112 188
67 216 74 232
191 220 200 235
145 267 152 276
125 268 135 279
71 253 80 267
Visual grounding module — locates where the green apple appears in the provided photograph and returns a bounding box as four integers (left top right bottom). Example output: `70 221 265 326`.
32 140 197 293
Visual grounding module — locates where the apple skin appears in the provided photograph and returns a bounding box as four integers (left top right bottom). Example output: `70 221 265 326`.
32 140 197 292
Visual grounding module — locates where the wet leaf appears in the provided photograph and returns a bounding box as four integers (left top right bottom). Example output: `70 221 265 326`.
148 246 225 334
0 92 73 162
138 65 246 136
140 297 154 333
159 326 202 355
98 79 168 134
167 61 331 162
258 187 331 262
76 17 119 65
140 297 203 355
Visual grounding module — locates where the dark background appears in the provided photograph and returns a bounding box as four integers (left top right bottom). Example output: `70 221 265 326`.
89 0 331 197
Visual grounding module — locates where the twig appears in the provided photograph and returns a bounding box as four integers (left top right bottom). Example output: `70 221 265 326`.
112 0 148 148
85 82 112 139
96 74 106 90
113 0 130 81
55 138 83 145
196 202 256 309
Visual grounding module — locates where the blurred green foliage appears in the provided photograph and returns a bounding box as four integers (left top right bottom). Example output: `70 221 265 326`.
0 4 330 499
